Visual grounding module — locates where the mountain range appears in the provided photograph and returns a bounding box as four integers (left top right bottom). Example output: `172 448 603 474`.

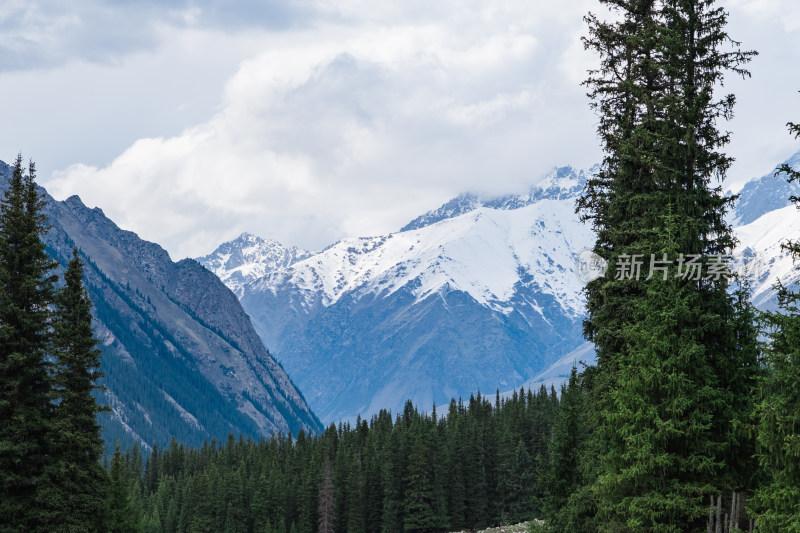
4 146 796 449
0 160 323 455
199 153 800 424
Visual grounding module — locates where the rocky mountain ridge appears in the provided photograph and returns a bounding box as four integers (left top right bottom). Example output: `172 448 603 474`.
0 160 323 454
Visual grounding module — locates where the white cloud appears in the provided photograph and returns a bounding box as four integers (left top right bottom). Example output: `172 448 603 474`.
16 0 800 259
728 0 800 31
722 0 800 188
44 0 603 258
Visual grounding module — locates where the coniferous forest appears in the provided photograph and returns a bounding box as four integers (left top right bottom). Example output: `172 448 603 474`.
2 0 800 531
105 384 573 533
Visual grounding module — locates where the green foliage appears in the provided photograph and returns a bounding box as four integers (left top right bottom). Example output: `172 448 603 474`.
38 249 111 531
100 385 582 532
0 158 110 531
108 444 141 533
0 156 59 529
752 119 800 531
527 520 551 533
542 368 590 531
574 0 761 530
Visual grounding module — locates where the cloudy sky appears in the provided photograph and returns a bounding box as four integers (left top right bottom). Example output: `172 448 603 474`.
1 0 799 259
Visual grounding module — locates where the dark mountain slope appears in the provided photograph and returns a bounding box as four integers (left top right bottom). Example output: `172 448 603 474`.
0 160 322 455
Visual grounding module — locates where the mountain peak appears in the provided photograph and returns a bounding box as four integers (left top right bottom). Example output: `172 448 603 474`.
234 231 264 243
198 151 800 424
731 148 800 226
401 165 594 232
536 164 595 195
197 233 312 297
400 193 481 232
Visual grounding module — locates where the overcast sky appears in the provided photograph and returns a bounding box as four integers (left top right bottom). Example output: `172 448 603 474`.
1 0 799 259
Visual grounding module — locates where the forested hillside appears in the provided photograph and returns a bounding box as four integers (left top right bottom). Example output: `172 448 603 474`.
103 380 585 532
0 159 323 458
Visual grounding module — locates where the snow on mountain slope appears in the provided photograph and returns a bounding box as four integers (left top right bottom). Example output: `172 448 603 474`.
731 150 800 227
499 341 596 399
735 203 800 309
401 165 596 231
250 198 593 317
197 232 311 297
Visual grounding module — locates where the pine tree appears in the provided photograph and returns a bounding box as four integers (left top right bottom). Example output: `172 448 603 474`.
444 400 467 530
108 444 139 533
598 221 727 530
402 422 447 533
752 119 800 532
542 368 588 528
495 427 516 524
37 249 110 530
381 426 405 533
505 439 535 523
0 156 59 530
345 450 366 533
575 1 758 530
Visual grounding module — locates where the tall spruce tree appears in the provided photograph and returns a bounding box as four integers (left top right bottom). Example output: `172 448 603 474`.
0 156 59 530
752 120 800 532
402 419 448 533
542 368 588 529
108 444 140 533
575 1 758 530
38 249 109 530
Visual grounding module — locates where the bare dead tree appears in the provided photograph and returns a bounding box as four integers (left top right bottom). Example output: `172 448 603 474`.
318 457 335 533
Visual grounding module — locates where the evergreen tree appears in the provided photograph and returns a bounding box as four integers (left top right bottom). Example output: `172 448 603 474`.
444 400 467 529
599 222 727 530
542 368 588 528
505 439 535 523
752 119 800 532
495 428 516 523
38 249 110 531
575 0 758 530
363 429 385 533
402 422 447 533
0 156 59 530
108 444 139 533
344 450 366 533
381 426 405 533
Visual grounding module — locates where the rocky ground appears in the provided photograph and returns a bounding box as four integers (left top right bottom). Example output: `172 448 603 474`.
449 521 544 533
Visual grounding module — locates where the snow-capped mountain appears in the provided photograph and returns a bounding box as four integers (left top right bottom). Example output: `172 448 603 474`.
725 150 800 308
199 152 800 424
730 151 800 226
197 232 311 297
199 166 596 423
735 205 800 309
401 165 598 231
251 198 591 316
